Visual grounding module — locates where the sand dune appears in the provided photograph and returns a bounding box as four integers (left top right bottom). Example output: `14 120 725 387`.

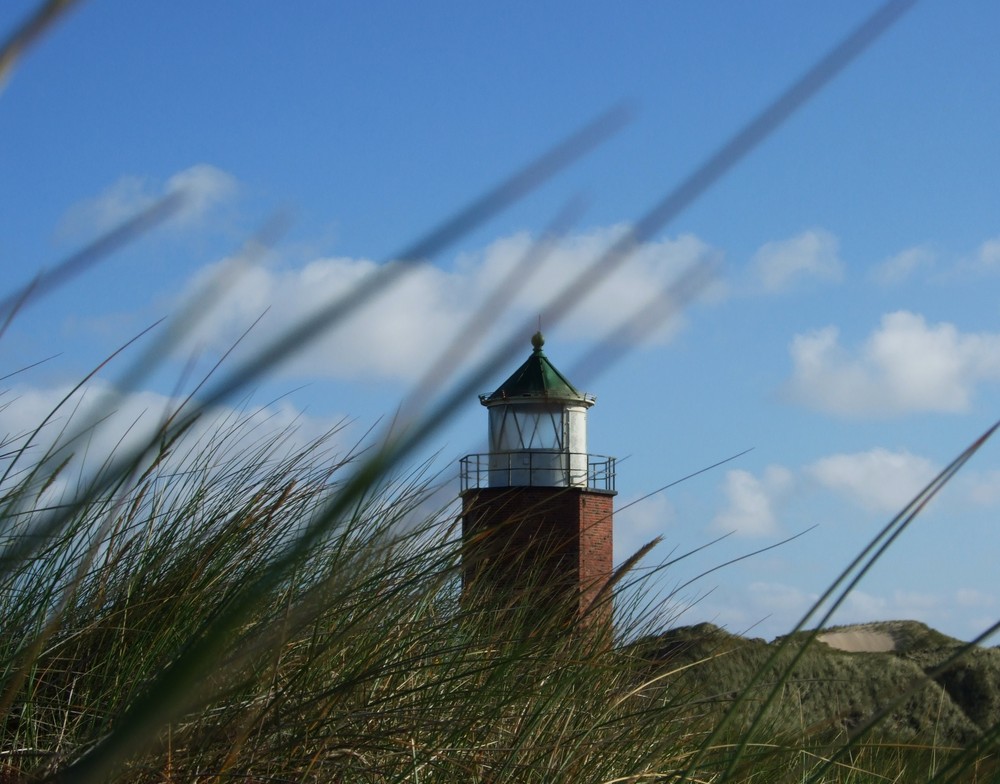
818 628 896 652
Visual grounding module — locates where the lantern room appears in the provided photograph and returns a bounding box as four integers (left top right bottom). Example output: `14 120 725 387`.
460 332 615 493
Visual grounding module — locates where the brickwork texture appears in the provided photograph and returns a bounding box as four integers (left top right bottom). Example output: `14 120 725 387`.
461 486 614 624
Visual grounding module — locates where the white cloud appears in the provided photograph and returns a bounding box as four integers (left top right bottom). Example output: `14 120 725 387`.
956 236 1000 274
788 311 1000 416
748 581 818 614
750 229 843 293
0 380 345 492
963 469 1000 506
166 164 239 222
176 226 717 383
939 236 1000 277
829 589 942 626
471 226 717 342
181 255 467 382
975 237 1000 270
806 447 937 514
736 586 1000 641
949 590 1000 639
616 493 675 538
614 494 675 563
60 175 152 236
866 236 1000 282
695 581 819 637
870 245 935 285
699 581 987 642
710 466 792 538
58 164 238 238
955 588 996 609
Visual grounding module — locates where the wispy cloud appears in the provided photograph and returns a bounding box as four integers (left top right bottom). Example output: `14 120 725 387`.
710 465 792 538
974 237 1000 270
58 164 239 239
950 236 1000 276
869 245 936 285
750 228 843 293
702 581 995 642
806 447 937 513
787 311 1000 416
834 588 942 625
697 580 819 637
614 493 675 564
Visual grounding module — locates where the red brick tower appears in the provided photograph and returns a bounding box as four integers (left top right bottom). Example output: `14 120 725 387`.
460 333 616 628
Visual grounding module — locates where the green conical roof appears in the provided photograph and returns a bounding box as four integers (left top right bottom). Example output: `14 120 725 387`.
480 332 592 406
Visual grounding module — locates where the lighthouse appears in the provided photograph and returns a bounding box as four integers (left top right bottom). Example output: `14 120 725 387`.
459 332 616 627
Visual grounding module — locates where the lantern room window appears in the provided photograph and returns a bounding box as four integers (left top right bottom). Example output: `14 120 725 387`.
489 403 566 453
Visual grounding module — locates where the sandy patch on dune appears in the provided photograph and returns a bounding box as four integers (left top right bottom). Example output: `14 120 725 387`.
817 629 896 652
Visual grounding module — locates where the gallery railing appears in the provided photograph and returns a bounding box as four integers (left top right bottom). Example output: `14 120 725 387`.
460 451 616 493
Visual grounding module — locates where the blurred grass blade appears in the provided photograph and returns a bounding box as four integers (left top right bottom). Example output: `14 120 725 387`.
109 213 290 403
401 196 587 419
0 193 184 337
632 0 916 244
508 0 915 396
190 105 631 413
0 0 81 86
565 256 716 386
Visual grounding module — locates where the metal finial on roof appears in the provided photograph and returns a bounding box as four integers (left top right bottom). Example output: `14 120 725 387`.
531 331 544 352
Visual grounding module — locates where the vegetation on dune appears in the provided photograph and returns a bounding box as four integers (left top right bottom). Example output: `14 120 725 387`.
11 396 1000 783
638 621 999 748
0 402 704 782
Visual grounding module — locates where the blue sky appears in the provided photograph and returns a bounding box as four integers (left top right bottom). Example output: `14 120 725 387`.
4 1 1000 641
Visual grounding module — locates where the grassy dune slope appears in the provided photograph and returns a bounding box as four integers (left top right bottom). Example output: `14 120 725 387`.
640 620 1000 750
